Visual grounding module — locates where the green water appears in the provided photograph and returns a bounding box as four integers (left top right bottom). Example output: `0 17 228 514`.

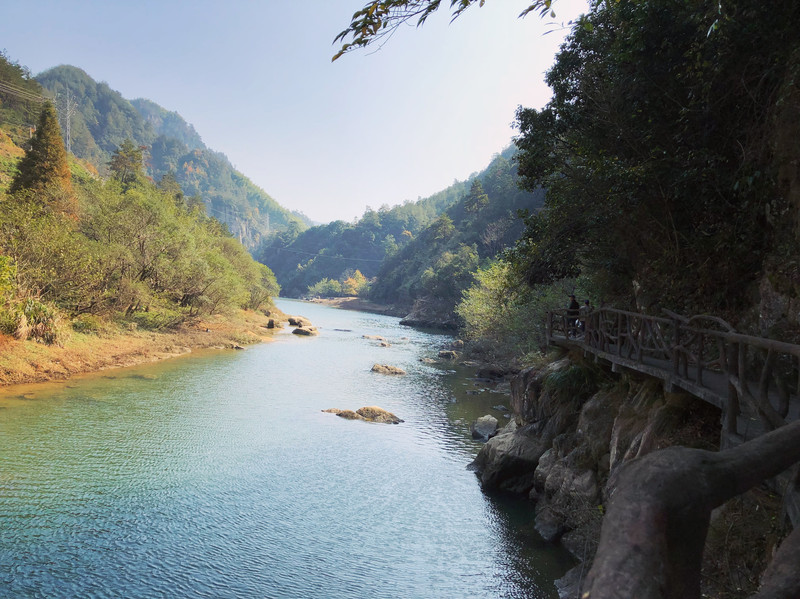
0 299 573 598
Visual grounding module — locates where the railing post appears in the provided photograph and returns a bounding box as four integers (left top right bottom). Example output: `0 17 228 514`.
546 311 553 344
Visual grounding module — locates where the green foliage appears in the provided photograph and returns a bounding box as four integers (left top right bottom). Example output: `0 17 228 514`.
9 103 74 205
71 313 103 335
333 0 558 60
457 260 585 362
259 176 472 297
307 278 343 298
511 0 800 316
34 65 305 251
0 298 68 345
0 255 15 301
369 150 544 311
542 361 600 403
108 139 144 186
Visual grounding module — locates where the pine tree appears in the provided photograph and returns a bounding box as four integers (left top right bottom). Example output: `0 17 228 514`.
9 102 73 197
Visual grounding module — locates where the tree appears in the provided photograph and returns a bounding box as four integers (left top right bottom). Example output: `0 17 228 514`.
333 0 558 60
463 179 489 213
9 102 73 199
108 139 144 186
510 0 800 316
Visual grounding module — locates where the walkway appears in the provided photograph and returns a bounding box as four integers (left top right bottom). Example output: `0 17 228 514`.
547 307 800 522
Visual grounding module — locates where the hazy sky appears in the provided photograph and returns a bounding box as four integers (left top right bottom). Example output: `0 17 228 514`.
1 0 589 223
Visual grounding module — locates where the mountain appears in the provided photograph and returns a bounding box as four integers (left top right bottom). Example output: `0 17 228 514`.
34 65 307 249
259 146 543 310
257 173 471 297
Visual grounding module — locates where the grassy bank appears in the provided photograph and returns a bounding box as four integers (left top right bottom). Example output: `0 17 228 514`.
0 309 282 387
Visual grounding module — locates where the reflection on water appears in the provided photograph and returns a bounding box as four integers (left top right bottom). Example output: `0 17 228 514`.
0 299 573 598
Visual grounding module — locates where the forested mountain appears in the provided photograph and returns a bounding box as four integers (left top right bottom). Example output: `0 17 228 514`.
0 52 280 345
34 65 307 249
370 151 543 312
258 171 471 297
258 146 540 302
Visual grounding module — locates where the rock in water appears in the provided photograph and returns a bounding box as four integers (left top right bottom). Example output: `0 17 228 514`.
356 406 404 424
471 415 499 440
371 364 406 375
322 406 403 424
292 326 318 336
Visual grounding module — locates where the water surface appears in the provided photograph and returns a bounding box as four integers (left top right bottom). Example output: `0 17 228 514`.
0 299 573 598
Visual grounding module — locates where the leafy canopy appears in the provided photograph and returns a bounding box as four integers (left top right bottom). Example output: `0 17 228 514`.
333 0 558 60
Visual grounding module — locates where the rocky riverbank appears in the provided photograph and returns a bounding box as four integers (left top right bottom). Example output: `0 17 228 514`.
469 349 786 598
0 309 285 387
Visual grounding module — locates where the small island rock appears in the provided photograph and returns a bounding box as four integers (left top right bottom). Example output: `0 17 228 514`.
292 326 319 336
322 406 403 424
371 364 407 375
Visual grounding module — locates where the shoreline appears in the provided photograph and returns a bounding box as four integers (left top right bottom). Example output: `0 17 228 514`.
0 309 282 388
305 296 408 317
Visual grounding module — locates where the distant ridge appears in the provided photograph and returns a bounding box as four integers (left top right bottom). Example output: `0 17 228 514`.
35 65 308 249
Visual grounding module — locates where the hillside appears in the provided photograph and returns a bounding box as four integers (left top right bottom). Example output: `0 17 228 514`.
259 146 542 309
258 173 471 297
33 64 307 249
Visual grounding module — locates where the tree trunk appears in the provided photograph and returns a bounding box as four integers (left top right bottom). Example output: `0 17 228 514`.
582 420 800 599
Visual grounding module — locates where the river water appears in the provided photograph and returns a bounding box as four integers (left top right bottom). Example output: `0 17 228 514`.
0 299 573 598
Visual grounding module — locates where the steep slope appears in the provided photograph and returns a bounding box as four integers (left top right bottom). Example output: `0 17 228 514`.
258 177 470 297
34 65 305 249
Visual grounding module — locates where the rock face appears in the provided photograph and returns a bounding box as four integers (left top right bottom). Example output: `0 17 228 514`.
371 364 406 375
322 406 404 424
470 415 499 440
469 351 722 593
399 298 460 330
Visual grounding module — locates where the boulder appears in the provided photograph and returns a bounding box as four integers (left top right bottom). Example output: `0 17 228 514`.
266 319 276 329
471 415 499 440
363 334 386 341
292 326 318 336
438 350 458 360
469 420 550 493
322 408 365 421
322 406 403 424
371 364 406 375
356 406 404 424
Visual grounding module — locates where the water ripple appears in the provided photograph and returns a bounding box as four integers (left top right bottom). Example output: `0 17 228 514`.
0 299 573 598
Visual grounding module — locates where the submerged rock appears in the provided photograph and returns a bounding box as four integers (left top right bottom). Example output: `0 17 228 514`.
322 406 403 424
371 364 406 375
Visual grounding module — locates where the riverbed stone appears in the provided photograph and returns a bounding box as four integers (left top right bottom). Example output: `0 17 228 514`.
323 406 403 424
469 420 547 493
471 415 499 440
292 326 318 336
371 364 406 375
356 406 404 424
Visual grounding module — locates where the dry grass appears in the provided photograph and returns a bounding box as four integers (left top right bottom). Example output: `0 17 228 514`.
0 309 281 387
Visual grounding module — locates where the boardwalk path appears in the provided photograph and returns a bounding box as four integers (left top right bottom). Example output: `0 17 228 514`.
547 307 800 522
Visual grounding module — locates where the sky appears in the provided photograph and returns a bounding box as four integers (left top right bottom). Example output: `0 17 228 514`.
1 0 589 224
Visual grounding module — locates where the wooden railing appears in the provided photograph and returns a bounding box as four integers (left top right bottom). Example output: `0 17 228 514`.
547 308 800 440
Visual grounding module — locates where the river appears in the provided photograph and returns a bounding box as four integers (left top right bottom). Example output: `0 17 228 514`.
0 299 573 598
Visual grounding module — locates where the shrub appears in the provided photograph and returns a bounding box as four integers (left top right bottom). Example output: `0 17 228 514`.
71 313 103 335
